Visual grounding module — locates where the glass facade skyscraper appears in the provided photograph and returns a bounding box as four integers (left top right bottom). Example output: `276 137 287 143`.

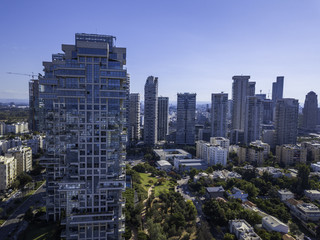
176 93 196 145
39 33 127 240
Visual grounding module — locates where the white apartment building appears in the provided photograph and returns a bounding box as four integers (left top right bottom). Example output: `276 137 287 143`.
6 146 32 174
210 137 230 149
0 155 17 190
262 215 289 233
196 140 228 166
292 203 320 222
278 189 294 202
229 219 261 240
250 140 270 157
304 190 320 201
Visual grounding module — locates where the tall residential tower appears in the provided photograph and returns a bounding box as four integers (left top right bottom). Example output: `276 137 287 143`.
144 76 158 145
128 93 141 143
211 93 228 138
157 96 169 141
39 33 127 240
303 91 318 131
274 98 299 146
176 93 196 145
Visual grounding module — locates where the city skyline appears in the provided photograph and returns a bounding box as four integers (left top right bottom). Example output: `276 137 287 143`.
1 0 320 103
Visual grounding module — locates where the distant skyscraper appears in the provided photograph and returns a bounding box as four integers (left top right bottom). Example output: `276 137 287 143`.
274 98 299 145
144 76 158 145
29 79 39 132
128 93 141 142
261 99 273 124
248 82 256 96
303 91 318 131
244 96 263 144
39 33 126 239
272 76 284 103
211 93 228 138
232 75 255 131
176 93 196 145
157 97 169 141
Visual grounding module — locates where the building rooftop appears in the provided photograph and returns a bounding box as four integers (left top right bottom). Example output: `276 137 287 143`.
156 160 172 167
304 190 320 195
154 149 191 159
207 186 225 193
263 215 287 229
297 203 320 213
278 189 294 195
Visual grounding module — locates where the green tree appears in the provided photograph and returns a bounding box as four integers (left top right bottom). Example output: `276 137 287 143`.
297 164 310 194
146 219 166 240
223 233 236 240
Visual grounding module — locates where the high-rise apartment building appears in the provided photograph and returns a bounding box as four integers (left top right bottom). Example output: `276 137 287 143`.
231 75 253 131
272 76 284 104
128 93 140 143
157 96 169 141
303 91 318 131
29 79 39 132
274 98 299 146
176 93 196 145
39 33 126 239
144 76 158 145
211 93 228 138
244 96 263 144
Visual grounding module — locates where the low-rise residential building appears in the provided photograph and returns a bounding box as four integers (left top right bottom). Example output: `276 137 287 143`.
154 148 191 161
229 219 261 240
6 146 32 174
206 186 225 198
250 140 270 157
0 155 17 190
212 170 242 180
278 189 294 202
238 145 264 166
227 187 248 202
210 137 230 149
173 158 207 171
300 141 320 162
25 135 44 154
0 137 22 155
193 170 241 182
156 160 172 171
292 203 320 222
256 167 283 178
262 215 289 233
311 161 320 172
304 190 320 201
276 145 307 166
6 122 29 134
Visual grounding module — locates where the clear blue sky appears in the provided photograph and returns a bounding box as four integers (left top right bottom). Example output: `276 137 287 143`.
1 0 320 103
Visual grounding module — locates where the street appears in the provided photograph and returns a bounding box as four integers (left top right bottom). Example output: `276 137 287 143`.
0 182 46 240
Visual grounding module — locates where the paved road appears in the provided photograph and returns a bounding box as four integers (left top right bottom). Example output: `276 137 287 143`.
176 177 205 223
0 183 46 240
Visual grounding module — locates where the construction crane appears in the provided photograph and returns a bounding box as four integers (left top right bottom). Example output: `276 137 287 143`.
6 72 40 79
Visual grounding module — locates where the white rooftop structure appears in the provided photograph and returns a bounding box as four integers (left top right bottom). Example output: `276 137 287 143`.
278 189 294 201
229 219 261 240
311 161 320 172
262 215 289 233
154 148 192 160
156 160 172 171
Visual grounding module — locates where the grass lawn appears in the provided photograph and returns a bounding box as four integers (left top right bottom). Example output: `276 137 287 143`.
19 221 60 240
154 180 176 197
0 219 5 225
138 172 176 197
139 173 157 191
